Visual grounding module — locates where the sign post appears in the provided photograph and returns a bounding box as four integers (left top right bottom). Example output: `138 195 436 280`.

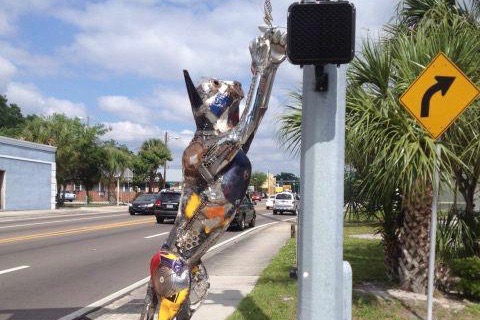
299 63 347 320
287 1 356 318
400 52 479 320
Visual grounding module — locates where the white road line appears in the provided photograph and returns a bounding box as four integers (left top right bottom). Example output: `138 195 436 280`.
144 232 169 239
57 218 296 320
0 265 30 275
57 277 150 320
0 214 128 230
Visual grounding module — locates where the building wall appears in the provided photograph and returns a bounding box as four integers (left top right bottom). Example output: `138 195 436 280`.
0 136 56 210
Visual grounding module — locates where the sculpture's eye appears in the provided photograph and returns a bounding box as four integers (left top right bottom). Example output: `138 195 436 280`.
212 80 220 87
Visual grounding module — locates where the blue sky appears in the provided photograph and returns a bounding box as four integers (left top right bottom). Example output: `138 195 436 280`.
0 0 396 175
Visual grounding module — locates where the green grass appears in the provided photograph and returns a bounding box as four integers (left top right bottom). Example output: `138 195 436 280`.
226 223 480 320
344 229 389 284
226 239 297 320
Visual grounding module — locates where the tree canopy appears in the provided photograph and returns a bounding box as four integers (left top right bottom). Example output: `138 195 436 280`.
136 138 172 192
250 171 267 191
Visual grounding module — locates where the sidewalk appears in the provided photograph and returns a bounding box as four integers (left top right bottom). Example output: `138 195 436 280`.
78 222 292 320
0 205 127 219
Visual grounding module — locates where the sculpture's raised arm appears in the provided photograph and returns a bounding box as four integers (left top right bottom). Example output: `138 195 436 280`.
233 27 287 151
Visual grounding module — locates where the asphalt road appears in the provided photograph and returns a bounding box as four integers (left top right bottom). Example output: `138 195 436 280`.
0 202 292 320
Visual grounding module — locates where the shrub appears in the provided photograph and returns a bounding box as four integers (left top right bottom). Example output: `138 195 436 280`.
451 257 480 300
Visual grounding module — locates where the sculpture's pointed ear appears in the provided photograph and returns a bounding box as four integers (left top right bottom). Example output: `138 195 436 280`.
183 70 203 110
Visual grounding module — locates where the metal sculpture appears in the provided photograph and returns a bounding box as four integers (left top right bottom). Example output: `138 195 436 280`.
140 11 286 320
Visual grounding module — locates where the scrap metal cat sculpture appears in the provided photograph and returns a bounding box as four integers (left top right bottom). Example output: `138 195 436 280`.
140 21 287 320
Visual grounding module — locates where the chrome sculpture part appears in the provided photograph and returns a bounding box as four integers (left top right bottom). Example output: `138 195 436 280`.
140 24 287 320
264 0 273 27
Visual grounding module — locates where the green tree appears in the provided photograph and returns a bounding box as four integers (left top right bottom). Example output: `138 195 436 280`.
100 141 133 204
21 114 109 202
250 171 267 191
0 95 26 137
276 89 302 156
275 172 300 193
349 2 479 292
276 0 479 293
137 138 172 193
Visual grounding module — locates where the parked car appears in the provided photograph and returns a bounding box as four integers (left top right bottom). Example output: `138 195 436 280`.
56 191 76 204
273 192 298 215
230 195 256 231
129 193 161 215
154 191 182 224
265 195 275 210
251 192 262 202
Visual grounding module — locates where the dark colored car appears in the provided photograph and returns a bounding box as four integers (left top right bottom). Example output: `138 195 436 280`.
251 192 262 202
129 193 161 215
230 196 256 231
154 191 182 224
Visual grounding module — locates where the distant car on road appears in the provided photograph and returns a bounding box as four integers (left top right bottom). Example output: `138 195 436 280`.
154 191 182 224
273 192 298 215
265 195 275 210
230 195 256 231
56 191 76 204
251 192 262 202
64 192 76 202
129 193 161 215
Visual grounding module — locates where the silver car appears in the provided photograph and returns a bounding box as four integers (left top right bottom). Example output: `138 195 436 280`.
273 192 298 215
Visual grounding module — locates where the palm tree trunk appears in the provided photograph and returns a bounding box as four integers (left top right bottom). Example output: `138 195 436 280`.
107 180 116 205
148 171 155 193
398 187 433 294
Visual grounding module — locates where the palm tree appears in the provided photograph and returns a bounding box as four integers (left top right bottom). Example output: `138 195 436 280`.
277 1 479 293
276 89 302 157
348 2 479 292
138 138 172 193
101 141 133 204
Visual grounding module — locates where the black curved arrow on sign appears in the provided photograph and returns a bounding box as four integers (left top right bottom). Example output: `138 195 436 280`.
420 76 455 117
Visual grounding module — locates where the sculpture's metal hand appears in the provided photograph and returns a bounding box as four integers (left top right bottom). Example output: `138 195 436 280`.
249 27 287 73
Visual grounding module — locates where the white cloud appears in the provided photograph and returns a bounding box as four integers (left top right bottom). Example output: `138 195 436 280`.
98 95 151 123
0 0 62 36
146 86 195 124
5 82 86 117
102 121 193 168
0 11 14 36
55 0 263 80
102 121 163 142
0 56 16 90
0 41 60 77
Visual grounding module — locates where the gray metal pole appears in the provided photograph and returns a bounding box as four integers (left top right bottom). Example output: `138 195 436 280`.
163 131 168 190
298 64 346 319
427 142 441 320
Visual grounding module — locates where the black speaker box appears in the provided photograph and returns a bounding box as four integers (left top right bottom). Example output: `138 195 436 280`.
287 1 356 65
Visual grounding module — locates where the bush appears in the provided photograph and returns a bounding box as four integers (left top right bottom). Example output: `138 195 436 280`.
451 257 480 300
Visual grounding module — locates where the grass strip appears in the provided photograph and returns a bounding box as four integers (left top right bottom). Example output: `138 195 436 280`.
226 238 297 320
227 223 480 319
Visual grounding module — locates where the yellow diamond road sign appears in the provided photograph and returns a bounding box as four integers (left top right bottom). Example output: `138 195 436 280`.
399 52 480 140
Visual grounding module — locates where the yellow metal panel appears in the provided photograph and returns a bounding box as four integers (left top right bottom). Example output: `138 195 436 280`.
399 52 479 139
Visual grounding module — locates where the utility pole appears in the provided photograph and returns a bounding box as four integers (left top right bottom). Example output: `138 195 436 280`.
163 131 168 190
